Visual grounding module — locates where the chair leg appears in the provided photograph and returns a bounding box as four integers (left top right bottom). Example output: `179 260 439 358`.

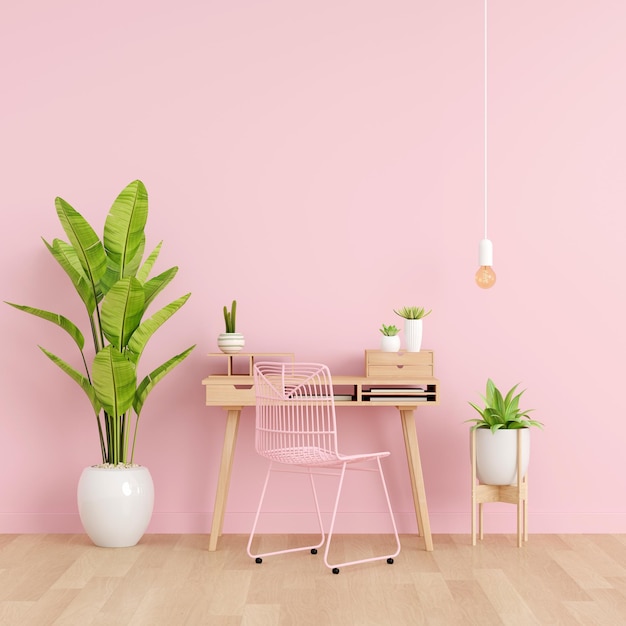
324 459 401 573
247 464 325 561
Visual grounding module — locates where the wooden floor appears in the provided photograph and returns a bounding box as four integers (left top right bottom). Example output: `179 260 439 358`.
1 533 626 625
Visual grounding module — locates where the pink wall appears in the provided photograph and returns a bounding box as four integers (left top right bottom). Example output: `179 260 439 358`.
1 0 625 535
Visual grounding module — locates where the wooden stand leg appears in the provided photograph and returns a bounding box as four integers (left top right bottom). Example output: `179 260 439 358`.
471 429 477 546
208 408 242 551
517 430 523 548
400 408 433 551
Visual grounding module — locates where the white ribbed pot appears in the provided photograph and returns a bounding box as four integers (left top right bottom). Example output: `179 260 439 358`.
380 334 401 352
403 319 423 352
217 332 245 354
474 428 530 486
77 465 154 548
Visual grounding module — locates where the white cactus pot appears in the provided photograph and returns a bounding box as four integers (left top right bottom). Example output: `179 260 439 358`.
217 332 245 354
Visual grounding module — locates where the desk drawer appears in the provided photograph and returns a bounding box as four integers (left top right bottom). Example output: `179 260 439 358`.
365 350 433 377
205 383 255 406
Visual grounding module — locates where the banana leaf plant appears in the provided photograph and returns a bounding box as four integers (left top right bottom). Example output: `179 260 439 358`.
5 180 195 465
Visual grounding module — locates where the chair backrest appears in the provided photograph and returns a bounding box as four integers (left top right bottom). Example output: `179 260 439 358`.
253 362 340 465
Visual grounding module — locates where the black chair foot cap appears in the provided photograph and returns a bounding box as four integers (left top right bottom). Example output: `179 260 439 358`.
255 557 262 564
387 558 394 564
311 548 318 554
332 567 340 574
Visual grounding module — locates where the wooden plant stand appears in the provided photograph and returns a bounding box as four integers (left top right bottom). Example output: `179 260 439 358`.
470 428 528 548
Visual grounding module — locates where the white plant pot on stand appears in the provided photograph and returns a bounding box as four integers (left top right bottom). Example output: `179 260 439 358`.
474 428 530 486
471 428 530 547
77 465 155 548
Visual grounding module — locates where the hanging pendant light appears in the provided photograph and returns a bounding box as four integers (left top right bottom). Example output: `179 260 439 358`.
475 0 496 289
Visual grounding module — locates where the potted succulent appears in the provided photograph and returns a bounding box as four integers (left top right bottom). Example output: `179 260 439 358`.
467 379 543 485
393 306 431 352
379 324 401 352
5 179 195 547
217 299 245 353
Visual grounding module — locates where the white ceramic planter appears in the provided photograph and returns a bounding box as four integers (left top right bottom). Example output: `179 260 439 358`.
77 465 154 548
380 334 401 352
474 428 530 486
217 332 245 354
403 319 423 352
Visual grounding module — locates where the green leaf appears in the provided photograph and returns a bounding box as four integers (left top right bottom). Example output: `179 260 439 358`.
468 379 542 430
100 235 146 295
55 197 107 295
137 241 162 283
393 306 432 319
39 347 100 415
127 293 192 365
143 267 178 309
100 277 145 349
134 345 195 416
43 238 97 314
5 302 85 351
92 346 136 417
103 179 148 275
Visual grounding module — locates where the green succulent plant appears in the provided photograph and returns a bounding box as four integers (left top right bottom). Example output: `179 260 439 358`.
466 379 543 433
394 306 432 320
223 300 237 333
5 180 195 465
379 324 400 336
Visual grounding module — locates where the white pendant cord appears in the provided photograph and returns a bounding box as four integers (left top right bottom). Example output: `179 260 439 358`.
483 0 488 241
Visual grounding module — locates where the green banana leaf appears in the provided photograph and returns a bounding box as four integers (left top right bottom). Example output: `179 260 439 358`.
127 293 192 366
103 179 148 272
100 277 145 349
5 303 85 351
100 235 146 295
43 238 97 315
92 346 137 417
137 241 162 283
133 345 196 417
143 267 178 309
39 346 100 415
55 197 107 291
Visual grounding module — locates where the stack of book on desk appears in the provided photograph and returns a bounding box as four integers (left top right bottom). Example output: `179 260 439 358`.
366 387 430 402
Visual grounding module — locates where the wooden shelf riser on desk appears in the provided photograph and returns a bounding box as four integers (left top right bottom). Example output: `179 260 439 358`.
365 350 434 378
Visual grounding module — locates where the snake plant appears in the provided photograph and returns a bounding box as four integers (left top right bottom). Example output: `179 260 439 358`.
5 180 195 465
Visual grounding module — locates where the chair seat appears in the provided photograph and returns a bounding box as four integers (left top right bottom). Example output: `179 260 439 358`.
262 446 390 467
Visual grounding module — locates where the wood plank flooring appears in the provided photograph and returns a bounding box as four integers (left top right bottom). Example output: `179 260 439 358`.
1 533 625 625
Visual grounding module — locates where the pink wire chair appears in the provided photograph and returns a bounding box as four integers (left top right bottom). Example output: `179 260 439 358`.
247 362 401 574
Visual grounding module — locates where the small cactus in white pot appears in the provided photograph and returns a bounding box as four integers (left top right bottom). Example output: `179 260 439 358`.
218 300 245 353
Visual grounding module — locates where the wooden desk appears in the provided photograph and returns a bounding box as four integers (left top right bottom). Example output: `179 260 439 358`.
203 351 440 552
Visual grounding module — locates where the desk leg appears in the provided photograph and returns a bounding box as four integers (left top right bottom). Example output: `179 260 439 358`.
208 408 242 551
400 408 433 552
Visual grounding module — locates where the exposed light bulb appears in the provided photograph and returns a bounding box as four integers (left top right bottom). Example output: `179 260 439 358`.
475 265 496 289
475 238 496 289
